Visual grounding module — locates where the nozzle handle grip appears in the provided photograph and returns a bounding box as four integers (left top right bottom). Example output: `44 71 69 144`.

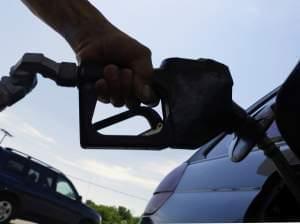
78 63 170 149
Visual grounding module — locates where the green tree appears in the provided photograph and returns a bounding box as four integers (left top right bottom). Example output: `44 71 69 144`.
86 200 140 224
118 206 131 220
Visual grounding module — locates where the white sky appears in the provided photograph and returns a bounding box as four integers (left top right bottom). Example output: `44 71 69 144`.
0 0 299 215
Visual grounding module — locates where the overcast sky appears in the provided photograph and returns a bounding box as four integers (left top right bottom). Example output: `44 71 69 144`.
0 0 299 215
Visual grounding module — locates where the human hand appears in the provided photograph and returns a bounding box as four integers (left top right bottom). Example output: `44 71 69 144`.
22 0 157 108
75 25 157 108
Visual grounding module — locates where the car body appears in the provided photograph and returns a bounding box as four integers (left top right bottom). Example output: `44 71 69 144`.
0 147 101 224
141 87 300 223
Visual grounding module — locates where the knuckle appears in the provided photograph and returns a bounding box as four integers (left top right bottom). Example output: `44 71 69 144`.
111 100 124 107
143 46 152 57
104 64 118 71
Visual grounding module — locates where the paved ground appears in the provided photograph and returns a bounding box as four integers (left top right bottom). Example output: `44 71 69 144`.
11 220 35 224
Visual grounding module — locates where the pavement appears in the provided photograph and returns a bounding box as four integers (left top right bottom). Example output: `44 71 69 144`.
11 220 35 224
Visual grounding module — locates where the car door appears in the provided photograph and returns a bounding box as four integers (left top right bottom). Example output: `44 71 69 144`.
47 174 82 224
21 163 59 223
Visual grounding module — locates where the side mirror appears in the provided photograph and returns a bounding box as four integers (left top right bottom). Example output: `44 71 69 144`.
77 195 82 202
275 61 300 159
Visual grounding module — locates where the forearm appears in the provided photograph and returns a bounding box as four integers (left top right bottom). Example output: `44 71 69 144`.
21 0 113 50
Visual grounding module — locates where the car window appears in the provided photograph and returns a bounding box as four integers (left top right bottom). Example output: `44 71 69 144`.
250 96 276 117
39 170 55 190
267 121 281 139
190 96 277 162
56 176 77 200
27 168 40 184
45 177 54 188
5 158 25 176
206 134 234 159
204 101 276 160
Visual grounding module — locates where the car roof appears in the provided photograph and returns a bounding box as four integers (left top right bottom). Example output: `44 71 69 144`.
246 86 279 114
1 146 63 175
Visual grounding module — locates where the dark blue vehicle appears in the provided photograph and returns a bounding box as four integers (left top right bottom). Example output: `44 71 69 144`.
0 147 101 224
141 88 300 223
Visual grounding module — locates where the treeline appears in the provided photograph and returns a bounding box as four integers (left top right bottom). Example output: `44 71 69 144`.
86 200 140 224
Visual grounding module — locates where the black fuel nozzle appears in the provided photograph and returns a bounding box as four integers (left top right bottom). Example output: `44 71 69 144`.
2 53 235 150
78 58 234 149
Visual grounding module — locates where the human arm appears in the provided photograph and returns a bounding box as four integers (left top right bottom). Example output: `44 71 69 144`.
21 0 155 107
